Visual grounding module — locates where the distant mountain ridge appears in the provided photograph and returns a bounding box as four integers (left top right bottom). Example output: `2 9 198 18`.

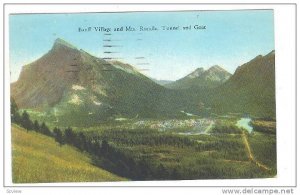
11 38 276 126
165 65 232 89
151 78 173 86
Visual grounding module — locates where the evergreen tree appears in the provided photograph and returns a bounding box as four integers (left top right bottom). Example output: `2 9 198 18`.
10 97 21 124
77 132 87 151
33 120 40 132
94 140 102 156
101 140 110 155
40 122 51 136
21 111 33 131
137 158 150 180
53 127 64 146
10 98 18 116
156 163 168 180
170 167 180 179
64 127 75 145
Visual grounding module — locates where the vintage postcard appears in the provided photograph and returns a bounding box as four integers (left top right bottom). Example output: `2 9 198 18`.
9 9 277 183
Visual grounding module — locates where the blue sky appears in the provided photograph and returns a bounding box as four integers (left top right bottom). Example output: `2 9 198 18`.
9 10 274 82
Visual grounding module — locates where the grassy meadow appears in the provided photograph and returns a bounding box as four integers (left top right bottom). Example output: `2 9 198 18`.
11 124 126 183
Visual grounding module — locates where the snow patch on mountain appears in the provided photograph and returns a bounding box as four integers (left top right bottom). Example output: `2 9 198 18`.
72 85 86 91
68 94 83 105
93 100 102 106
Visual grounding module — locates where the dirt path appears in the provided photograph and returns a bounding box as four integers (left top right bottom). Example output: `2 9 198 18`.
241 131 271 171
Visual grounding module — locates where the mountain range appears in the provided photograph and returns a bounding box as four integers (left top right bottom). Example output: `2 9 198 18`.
11 38 276 126
164 65 232 89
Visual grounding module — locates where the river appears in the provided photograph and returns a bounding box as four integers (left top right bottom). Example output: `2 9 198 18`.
236 118 253 133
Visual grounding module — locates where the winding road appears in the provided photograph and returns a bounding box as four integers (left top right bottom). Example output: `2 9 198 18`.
241 131 271 171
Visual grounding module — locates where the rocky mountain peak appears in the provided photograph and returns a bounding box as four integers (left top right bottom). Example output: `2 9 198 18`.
187 67 205 78
208 65 225 72
165 65 232 89
52 38 78 50
266 50 275 56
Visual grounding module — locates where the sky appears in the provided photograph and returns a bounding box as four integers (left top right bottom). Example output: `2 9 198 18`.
9 10 274 82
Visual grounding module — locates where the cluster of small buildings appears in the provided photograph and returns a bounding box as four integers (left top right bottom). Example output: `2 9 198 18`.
133 118 215 132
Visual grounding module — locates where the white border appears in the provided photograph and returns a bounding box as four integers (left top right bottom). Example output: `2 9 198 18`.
2 3 297 187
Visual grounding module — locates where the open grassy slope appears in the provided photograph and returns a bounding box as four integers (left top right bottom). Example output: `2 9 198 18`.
12 124 126 183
